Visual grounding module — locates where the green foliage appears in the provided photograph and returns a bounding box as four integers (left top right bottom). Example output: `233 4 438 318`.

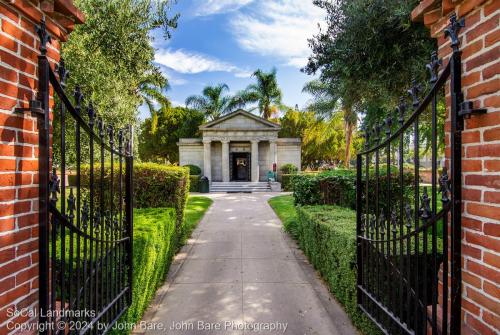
189 175 201 192
184 164 202 175
280 174 294 191
185 84 243 121
295 205 382 335
280 163 298 174
236 68 283 119
63 0 178 127
79 163 189 226
138 107 205 163
279 108 357 168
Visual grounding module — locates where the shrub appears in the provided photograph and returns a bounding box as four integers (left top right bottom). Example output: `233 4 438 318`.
189 175 200 192
183 164 202 175
295 205 382 335
280 163 298 174
280 174 295 191
80 163 189 226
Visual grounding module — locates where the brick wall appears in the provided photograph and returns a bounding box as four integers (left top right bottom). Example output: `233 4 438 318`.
412 0 499 334
0 1 82 333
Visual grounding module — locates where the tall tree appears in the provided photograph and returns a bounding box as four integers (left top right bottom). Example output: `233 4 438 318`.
237 69 283 119
303 0 435 132
185 84 242 121
302 80 358 167
139 107 205 163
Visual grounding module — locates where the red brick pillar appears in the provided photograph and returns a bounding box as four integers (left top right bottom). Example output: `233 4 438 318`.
0 1 83 333
412 0 499 334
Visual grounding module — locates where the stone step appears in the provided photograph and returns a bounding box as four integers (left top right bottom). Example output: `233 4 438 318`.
210 182 271 192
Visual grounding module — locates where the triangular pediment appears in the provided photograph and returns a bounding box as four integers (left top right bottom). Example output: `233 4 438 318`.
200 109 280 130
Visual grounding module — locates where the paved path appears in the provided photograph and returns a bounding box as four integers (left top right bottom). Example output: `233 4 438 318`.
139 193 357 335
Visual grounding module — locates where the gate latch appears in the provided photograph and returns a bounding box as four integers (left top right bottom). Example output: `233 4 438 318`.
15 100 44 116
459 101 487 119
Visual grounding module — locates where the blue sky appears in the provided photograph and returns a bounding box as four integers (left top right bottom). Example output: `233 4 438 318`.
139 0 325 120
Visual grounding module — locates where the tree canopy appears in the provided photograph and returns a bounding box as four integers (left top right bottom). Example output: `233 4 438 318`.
185 84 243 121
237 69 283 119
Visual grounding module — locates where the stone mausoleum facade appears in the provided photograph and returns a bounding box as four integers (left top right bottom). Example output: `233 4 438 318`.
178 109 301 183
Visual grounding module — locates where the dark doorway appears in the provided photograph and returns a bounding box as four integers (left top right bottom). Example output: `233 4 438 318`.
231 152 250 181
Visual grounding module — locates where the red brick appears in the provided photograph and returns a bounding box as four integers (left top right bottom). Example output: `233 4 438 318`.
0 113 34 131
467 78 500 99
0 217 15 232
484 191 500 204
465 112 500 129
15 266 36 286
0 256 30 278
466 230 500 252
463 243 482 259
467 284 500 313
0 277 15 295
482 62 499 81
467 202 500 221
0 159 16 171
0 50 36 75
0 188 15 202
463 159 482 172
17 213 36 228
484 222 500 236
0 282 29 306
463 216 483 231
466 143 500 158
465 313 496 335
458 0 488 18
0 96 17 111
17 159 37 172
462 71 481 87
462 130 481 143
466 14 499 43
484 160 500 172
9 1 42 28
463 188 482 201
1 19 35 47
466 46 500 72
484 0 500 17
0 128 16 142
16 240 37 256
467 259 500 284
0 80 34 101
0 3 19 22
485 29 500 48
463 270 482 289
0 173 32 187
16 132 37 145
0 34 18 53
462 297 481 316
18 73 36 91
462 39 483 61
15 290 36 310
484 251 500 268
0 65 18 84
17 187 37 200
484 126 500 142
483 310 500 332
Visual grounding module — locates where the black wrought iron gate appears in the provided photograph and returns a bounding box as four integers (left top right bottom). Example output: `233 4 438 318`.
355 15 484 335
27 19 133 334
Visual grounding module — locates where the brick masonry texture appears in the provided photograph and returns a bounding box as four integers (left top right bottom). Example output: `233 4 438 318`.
413 0 499 334
0 1 82 333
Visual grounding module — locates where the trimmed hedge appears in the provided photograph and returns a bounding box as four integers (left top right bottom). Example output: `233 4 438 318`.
183 164 201 175
281 174 294 191
280 163 298 174
295 205 382 335
189 175 201 192
79 163 189 226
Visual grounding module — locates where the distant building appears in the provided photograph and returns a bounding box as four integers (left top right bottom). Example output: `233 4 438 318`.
178 109 301 182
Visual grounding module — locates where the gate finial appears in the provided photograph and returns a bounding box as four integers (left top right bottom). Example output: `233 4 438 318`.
74 86 84 113
49 167 60 206
397 97 406 126
35 17 52 56
440 167 451 203
426 52 442 84
444 14 465 52
419 187 432 220
407 79 422 108
88 102 96 128
81 200 90 230
56 59 69 88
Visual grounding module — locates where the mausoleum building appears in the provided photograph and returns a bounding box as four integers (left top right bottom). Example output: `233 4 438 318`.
178 109 301 183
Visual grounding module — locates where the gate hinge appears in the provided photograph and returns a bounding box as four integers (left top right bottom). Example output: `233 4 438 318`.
459 101 487 119
15 100 44 116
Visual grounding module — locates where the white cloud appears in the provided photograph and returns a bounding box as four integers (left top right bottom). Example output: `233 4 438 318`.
230 0 325 68
194 0 254 16
155 49 252 78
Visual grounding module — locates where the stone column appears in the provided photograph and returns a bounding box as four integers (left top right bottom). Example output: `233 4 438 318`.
269 140 277 166
221 140 230 182
203 140 212 183
251 140 259 182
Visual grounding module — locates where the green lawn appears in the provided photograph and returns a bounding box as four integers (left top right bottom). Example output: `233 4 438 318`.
268 195 299 237
179 195 213 244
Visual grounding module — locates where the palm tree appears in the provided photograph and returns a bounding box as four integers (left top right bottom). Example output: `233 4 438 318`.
302 79 357 167
185 84 242 121
237 68 282 119
138 71 171 133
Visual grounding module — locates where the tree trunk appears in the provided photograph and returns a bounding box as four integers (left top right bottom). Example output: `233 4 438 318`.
344 120 353 168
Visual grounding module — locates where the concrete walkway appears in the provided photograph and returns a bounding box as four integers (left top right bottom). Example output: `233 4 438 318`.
139 193 357 335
